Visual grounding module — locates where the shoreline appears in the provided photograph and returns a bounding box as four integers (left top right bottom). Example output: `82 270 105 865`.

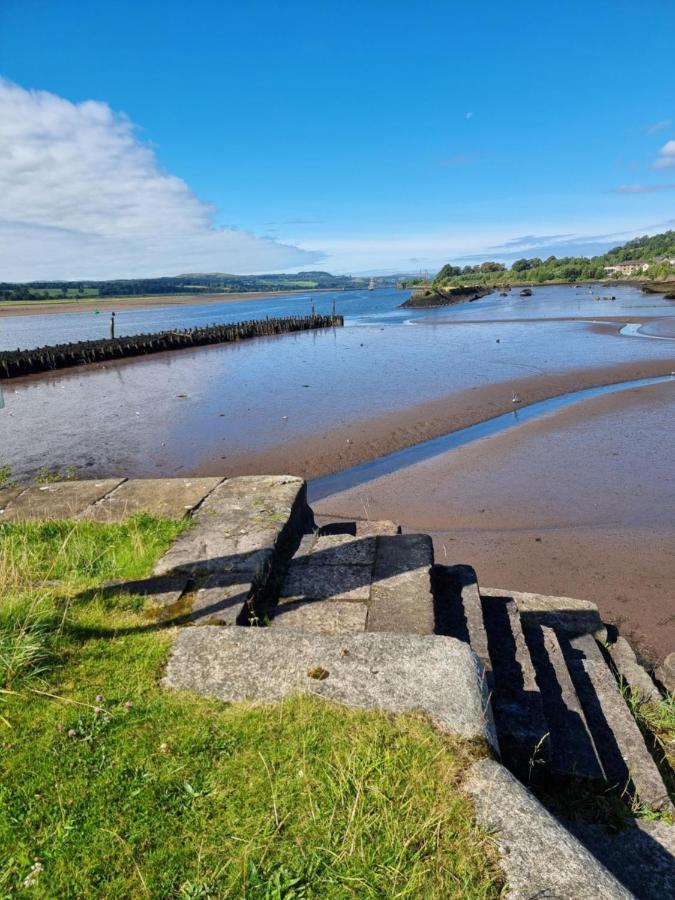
190 356 675 482
0 287 345 318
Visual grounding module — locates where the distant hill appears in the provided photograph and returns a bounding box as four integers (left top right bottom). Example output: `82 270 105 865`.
0 271 401 303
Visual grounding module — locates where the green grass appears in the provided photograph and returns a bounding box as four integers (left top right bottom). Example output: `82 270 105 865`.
0 518 502 898
625 690 675 808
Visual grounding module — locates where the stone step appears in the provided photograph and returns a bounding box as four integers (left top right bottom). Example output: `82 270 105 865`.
368 534 435 635
154 476 310 625
465 758 633 899
606 635 663 704
481 586 606 640
481 593 550 779
564 633 674 813
522 623 605 781
271 525 435 636
432 564 490 671
163 627 497 750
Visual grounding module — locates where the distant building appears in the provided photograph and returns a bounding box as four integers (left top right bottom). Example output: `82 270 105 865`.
603 260 651 275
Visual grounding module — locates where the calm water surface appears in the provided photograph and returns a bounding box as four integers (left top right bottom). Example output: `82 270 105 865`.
1 284 675 480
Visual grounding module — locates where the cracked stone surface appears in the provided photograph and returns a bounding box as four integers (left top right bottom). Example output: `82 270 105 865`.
0 479 125 522
164 627 497 747
83 477 223 522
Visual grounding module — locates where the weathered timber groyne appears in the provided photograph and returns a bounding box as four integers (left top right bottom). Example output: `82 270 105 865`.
0 314 344 379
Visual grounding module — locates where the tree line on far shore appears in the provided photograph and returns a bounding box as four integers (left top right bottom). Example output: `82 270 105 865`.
405 230 675 289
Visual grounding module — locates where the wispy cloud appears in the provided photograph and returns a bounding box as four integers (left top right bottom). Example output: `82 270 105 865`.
646 118 672 134
465 111 473 120
610 183 675 193
0 79 319 280
653 140 675 169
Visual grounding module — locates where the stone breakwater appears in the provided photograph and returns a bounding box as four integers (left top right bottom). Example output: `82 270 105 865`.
0 314 344 379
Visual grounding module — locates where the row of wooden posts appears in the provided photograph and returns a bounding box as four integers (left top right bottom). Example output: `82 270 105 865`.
0 313 344 379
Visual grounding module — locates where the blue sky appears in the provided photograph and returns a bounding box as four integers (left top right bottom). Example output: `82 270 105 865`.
2 0 675 278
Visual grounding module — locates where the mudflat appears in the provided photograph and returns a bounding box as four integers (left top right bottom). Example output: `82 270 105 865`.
0 289 334 318
312 380 675 664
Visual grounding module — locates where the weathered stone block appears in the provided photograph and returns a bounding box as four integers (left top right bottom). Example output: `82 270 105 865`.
270 600 368 634
163 627 497 748
368 534 435 634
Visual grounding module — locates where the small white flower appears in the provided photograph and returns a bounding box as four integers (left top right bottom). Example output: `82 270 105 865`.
23 861 43 888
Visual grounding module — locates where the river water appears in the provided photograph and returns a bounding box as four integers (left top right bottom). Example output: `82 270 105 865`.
1 284 675 481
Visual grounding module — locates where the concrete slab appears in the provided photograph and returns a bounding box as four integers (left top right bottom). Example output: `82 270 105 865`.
280 563 372 602
154 476 308 577
368 534 435 635
270 600 368 634
465 758 633 899
83 477 223 522
0 479 125 522
163 627 497 748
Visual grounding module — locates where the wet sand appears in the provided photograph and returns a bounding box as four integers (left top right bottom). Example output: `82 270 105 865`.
204 356 675 481
312 380 675 664
0 288 336 318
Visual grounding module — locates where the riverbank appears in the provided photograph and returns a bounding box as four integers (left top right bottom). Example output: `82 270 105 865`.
0 287 343 317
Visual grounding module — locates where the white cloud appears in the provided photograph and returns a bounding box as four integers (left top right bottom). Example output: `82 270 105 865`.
653 140 675 170
0 79 319 281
